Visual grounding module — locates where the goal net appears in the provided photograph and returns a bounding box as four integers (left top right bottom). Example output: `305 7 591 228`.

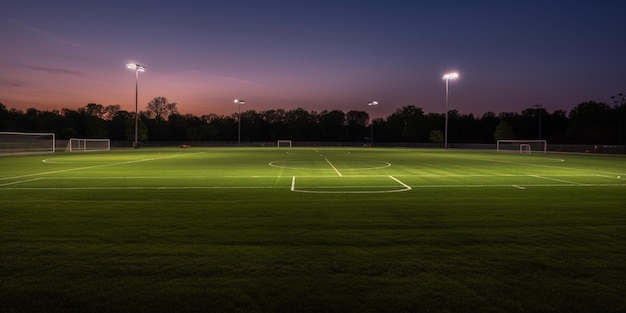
277 140 292 148
497 140 547 154
0 132 55 155
65 138 111 152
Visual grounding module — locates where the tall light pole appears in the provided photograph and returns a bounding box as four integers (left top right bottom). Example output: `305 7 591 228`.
533 103 543 139
126 62 146 148
368 101 378 147
442 72 459 149
234 99 245 145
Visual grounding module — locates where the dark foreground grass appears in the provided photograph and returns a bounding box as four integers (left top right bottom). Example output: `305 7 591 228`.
1 148 625 312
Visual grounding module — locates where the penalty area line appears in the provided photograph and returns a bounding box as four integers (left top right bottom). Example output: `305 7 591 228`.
388 175 411 191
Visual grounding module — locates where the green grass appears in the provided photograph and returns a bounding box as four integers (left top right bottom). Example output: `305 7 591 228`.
1 147 625 312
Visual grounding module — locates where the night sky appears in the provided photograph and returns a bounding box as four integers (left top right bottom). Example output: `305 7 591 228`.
1 0 625 118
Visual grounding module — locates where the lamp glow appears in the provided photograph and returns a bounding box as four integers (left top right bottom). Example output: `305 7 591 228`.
126 62 146 148
442 72 458 80
442 72 459 149
368 101 378 146
234 99 246 145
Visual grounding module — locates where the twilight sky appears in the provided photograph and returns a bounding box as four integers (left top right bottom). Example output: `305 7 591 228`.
1 0 625 118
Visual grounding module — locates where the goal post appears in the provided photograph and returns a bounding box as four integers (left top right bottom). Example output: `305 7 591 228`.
497 140 547 154
65 138 111 152
277 140 292 148
0 131 55 155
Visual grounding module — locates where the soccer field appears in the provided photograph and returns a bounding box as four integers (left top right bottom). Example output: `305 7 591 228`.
1 147 625 312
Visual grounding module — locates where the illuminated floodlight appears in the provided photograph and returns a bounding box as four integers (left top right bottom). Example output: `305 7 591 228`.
234 99 246 145
126 62 146 72
126 62 147 148
442 72 459 149
442 72 458 80
368 101 378 146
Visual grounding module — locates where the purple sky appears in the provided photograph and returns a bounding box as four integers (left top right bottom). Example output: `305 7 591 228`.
1 1 625 118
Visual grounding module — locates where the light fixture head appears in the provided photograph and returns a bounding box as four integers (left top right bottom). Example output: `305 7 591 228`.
126 62 146 72
368 101 378 106
443 72 458 80
234 99 245 104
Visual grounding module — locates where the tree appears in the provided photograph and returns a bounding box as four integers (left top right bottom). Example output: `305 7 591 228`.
103 104 122 121
146 97 178 140
108 111 132 140
494 120 515 140
568 101 616 144
610 93 626 145
319 110 346 141
285 108 311 140
84 103 105 118
479 112 499 143
345 110 369 141
146 97 178 121
429 130 444 143
385 105 426 142
126 113 149 141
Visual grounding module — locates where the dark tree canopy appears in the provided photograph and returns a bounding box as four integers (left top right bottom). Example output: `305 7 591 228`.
2 96 625 146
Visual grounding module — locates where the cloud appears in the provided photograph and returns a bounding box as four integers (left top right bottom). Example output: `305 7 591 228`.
182 69 266 88
3 17 93 52
0 78 28 87
20 65 85 76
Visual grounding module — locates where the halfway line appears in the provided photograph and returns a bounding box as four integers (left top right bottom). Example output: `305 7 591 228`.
324 157 343 177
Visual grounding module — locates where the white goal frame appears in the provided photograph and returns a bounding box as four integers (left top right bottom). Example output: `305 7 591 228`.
277 140 292 148
497 140 547 154
0 131 55 155
65 138 111 152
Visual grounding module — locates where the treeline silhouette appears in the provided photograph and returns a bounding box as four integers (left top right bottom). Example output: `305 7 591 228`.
1 95 625 145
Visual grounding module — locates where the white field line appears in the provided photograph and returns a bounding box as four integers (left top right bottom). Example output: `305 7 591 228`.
531 175 580 185
408 183 626 188
324 157 343 177
290 175 411 194
388 175 412 191
0 186 279 190
293 185 409 189
0 177 41 187
2 172 624 191
449 155 625 177
0 152 204 182
2 183 625 191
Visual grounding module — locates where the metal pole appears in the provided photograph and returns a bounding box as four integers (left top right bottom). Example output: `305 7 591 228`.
234 99 245 145
444 78 449 149
442 72 458 150
134 69 139 148
370 104 374 146
367 101 377 147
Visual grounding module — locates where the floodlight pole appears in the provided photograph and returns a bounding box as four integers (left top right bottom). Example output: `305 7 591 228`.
126 62 146 148
533 103 543 139
368 101 378 147
234 99 245 145
443 72 458 149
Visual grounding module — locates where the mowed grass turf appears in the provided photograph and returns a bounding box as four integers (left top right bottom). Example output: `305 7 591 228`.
1 147 625 313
